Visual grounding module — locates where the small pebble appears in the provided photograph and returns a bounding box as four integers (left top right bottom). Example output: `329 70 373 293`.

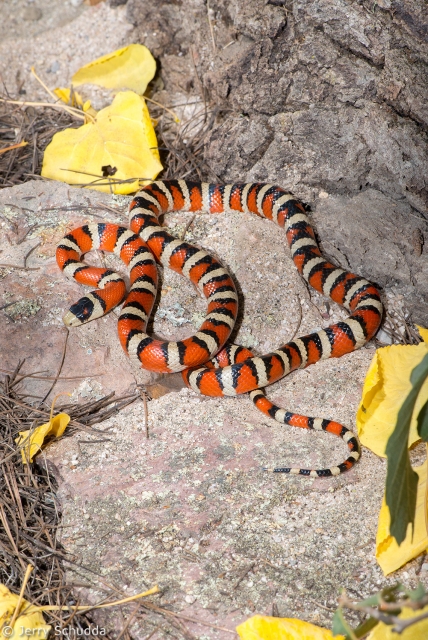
23 6 42 21
376 328 393 345
47 61 60 73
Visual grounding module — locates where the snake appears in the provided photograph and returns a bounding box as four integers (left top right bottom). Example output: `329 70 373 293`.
56 180 383 477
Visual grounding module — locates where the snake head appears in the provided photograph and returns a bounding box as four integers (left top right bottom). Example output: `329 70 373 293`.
63 296 99 327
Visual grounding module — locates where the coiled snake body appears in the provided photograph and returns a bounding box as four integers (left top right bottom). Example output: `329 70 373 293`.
57 181 383 477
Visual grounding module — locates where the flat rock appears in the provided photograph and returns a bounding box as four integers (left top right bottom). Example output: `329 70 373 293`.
1 179 420 638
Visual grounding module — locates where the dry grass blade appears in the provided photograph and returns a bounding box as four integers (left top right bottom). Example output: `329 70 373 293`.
0 98 75 188
150 98 223 183
379 308 423 346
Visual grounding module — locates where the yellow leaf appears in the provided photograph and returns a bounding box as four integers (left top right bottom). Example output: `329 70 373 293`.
366 604 428 639
376 462 428 575
0 584 51 639
15 413 70 464
41 91 163 194
82 100 97 124
53 87 85 108
72 44 156 95
356 343 428 457
236 615 344 640
416 325 428 343
53 88 97 123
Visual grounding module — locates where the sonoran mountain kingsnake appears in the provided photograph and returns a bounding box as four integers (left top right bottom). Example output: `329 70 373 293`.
56 181 383 477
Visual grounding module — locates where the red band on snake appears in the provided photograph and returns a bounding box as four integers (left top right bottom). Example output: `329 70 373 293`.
57 180 383 478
